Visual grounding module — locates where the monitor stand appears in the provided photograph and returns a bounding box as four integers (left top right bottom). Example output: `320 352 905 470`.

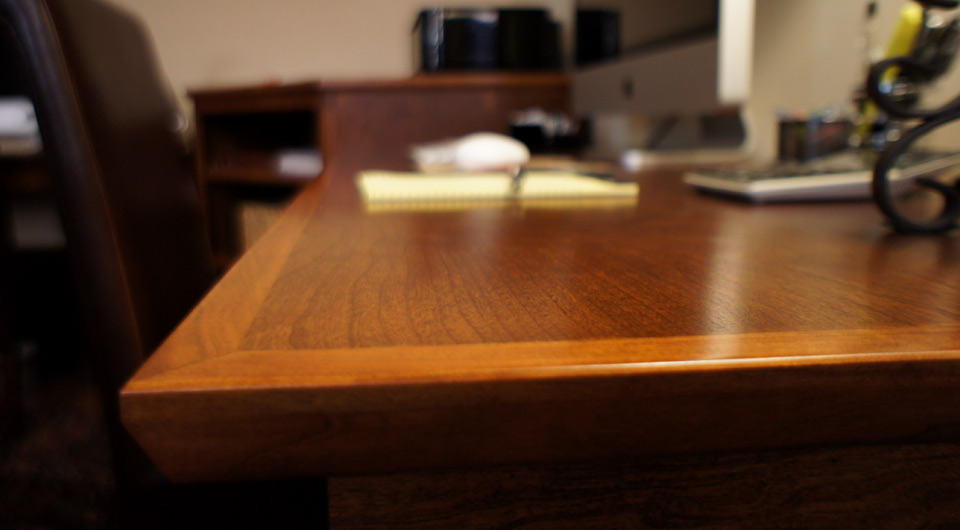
590 109 755 170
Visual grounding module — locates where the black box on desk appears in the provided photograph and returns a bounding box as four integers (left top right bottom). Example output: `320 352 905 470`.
777 115 854 162
414 8 560 72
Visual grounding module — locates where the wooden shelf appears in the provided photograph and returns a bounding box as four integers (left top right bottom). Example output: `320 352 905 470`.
206 166 319 186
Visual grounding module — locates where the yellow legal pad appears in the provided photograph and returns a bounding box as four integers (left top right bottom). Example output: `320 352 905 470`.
356 170 639 211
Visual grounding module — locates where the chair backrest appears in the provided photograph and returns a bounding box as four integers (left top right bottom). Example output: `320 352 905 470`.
0 0 215 483
0 0 215 385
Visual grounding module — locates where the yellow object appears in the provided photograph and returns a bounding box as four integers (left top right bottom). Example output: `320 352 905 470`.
859 2 925 138
356 170 639 212
883 3 924 78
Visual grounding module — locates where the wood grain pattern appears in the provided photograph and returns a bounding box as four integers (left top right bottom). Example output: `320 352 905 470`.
329 443 960 529
120 164 960 484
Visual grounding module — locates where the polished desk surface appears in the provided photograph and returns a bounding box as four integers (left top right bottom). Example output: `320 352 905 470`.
120 160 960 482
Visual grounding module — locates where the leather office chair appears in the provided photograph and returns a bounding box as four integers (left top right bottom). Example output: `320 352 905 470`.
0 4 31 443
0 0 327 526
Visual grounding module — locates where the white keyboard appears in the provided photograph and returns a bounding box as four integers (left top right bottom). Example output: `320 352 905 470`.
683 151 960 203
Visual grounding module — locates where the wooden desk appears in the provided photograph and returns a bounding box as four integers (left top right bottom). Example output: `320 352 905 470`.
121 159 960 525
190 74 570 267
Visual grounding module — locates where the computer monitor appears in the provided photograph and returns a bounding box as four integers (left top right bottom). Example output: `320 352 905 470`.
572 0 756 162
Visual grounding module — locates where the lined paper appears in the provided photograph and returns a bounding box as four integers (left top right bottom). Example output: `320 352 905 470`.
357 170 639 205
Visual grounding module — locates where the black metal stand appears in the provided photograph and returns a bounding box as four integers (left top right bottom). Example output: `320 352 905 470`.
868 0 960 233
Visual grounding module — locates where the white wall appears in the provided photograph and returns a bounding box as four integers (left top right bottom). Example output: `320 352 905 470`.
748 0 873 160
106 0 572 111
751 0 960 159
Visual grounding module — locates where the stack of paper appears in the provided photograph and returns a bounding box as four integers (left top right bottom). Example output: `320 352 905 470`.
274 148 322 179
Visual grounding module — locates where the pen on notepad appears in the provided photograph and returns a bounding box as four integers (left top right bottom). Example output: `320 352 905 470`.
510 166 525 196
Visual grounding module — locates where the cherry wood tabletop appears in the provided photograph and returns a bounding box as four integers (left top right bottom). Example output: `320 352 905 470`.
120 155 960 483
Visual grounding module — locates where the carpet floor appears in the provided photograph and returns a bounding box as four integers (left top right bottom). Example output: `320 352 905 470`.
1 352 115 529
